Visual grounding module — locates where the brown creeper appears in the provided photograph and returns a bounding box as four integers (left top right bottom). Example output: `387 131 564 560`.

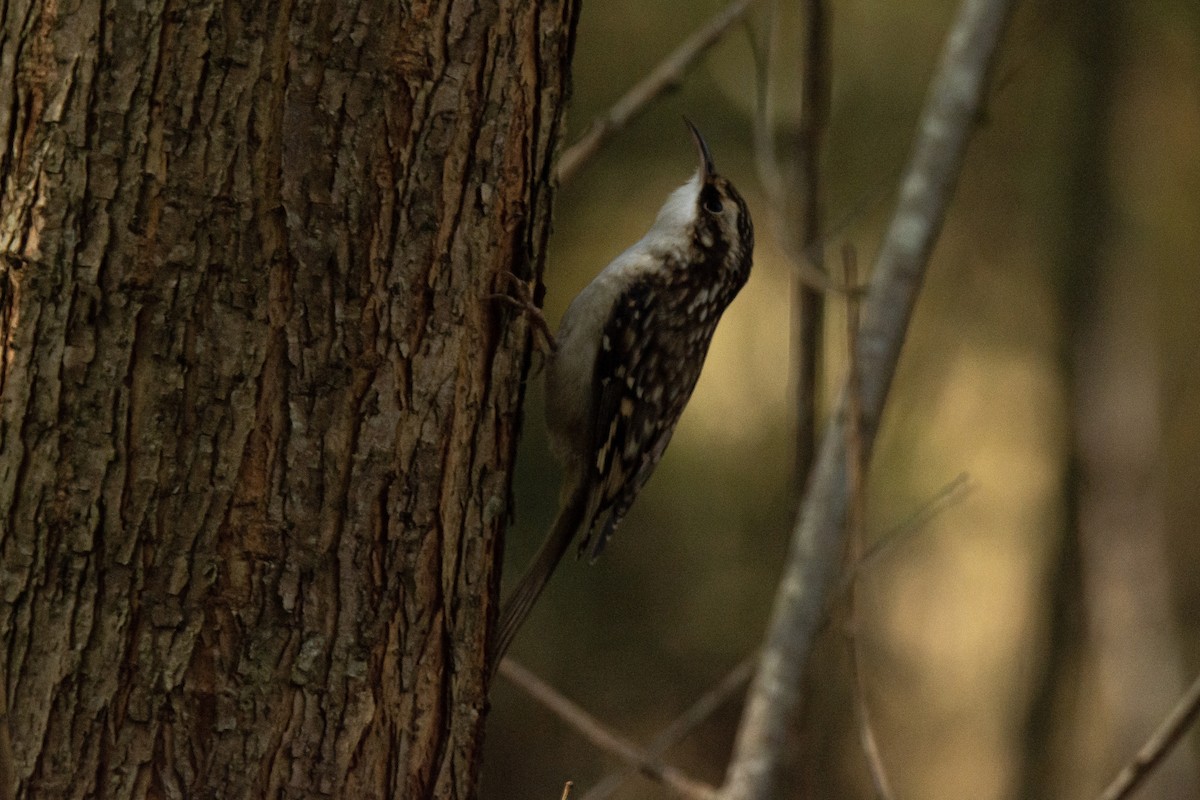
493 120 754 664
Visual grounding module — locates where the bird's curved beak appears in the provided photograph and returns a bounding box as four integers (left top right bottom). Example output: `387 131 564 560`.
684 118 716 182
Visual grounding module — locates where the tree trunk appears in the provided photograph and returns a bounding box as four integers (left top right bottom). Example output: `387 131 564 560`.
0 2 577 798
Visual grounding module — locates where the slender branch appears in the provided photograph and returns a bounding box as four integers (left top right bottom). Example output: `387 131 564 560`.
750 0 783 201
555 0 759 186
498 659 718 800
806 473 974 646
718 2 1015 798
849 663 895 800
1097 671 1200 800
836 472 972 597
752 0 835 508
842 243 897 800
846 613 894 800
581 657 757 800
561 781 575 800
752 0 839 295
791 0 832 491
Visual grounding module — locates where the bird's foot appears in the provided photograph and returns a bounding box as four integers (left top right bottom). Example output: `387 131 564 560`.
489 271 557 354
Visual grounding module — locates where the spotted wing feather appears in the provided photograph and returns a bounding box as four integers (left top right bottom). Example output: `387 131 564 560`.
581 275 714 560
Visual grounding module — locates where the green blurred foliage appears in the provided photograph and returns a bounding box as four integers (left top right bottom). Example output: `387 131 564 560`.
482 1 1200 798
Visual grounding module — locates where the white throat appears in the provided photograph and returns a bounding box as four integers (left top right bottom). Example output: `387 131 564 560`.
649 171 700 235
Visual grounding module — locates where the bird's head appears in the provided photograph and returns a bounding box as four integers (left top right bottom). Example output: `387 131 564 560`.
649 120 754 276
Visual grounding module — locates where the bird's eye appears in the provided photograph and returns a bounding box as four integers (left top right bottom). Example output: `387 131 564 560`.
703 197 723 214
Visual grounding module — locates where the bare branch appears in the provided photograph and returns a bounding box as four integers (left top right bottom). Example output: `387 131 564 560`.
752 0 839 296
718 1 1015 798
1097 671 1200 800
850 472 972 583
842 243 897 800
842 247 864 564
581 657 757 800
850 676 896 800
555 0 759 186
750 0 782 202
498 659 718 800
816 473 973 634
789 0 832 487
561 781 575 800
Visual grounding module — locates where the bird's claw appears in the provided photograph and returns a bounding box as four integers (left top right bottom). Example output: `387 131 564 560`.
489 271 557 354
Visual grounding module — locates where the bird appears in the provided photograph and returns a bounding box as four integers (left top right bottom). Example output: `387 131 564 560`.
492 119 754 666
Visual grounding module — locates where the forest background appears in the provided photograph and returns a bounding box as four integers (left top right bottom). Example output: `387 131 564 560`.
485 1 1200 798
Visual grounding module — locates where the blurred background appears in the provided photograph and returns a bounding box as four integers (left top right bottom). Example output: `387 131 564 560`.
483 0 1200 798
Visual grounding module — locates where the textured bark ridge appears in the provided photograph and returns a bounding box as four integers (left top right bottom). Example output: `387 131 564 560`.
0 2 577 798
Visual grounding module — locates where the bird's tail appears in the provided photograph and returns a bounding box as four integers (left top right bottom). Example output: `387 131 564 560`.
491 477 590 673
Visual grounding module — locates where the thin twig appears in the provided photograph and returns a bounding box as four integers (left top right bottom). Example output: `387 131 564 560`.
581 657 757 800
850 654 895 800
808 473 974 647
750 0 782 202
790 0 832 491
836 472 972 597
1097 671 1200 800
561 780 575 800
842 244 864 580
752 0 838 296
718 2 1015 798
842 243 897 800
555 0 759 186
498 659 718 800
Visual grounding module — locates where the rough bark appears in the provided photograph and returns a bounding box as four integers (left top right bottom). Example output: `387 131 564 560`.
0 1 577 798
